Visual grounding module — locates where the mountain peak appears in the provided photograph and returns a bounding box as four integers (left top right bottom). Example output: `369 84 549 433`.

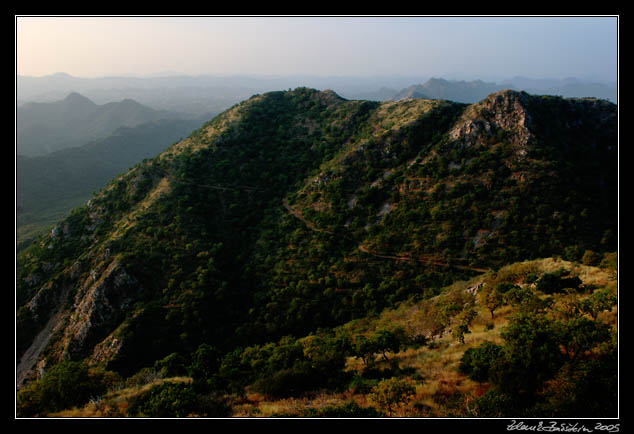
63 92 96 106
118 98 143 107
448 89 534 148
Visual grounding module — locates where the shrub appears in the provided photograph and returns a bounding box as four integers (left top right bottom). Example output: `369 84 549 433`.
348 375 380 394
128 382 199 417
536 270 582 294
17 361 121 417
474 388 521 417
251 361 315 397
599 252 617 270
581 250 602 266
154 352 188 378
458 342 504 383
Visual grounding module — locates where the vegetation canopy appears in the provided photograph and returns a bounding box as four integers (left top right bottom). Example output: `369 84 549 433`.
16 88 618 418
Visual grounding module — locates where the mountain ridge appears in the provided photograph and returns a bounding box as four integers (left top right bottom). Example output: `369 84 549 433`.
16 88 617 399
391 78 510 103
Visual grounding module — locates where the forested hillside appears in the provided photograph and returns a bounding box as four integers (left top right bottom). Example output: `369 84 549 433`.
17 118 204 248
16 88 618 418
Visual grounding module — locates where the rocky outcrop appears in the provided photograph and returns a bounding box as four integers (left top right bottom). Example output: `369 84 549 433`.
90 334 124 366
61 259 139 360
448 89 534 152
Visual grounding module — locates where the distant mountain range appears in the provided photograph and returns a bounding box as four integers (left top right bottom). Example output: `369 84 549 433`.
17 73 617 116
391 77 617 104
17 93 192 157
391 78 507 103
16 93 206 245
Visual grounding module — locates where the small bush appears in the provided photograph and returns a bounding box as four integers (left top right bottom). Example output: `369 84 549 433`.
154 353 188 378
536 270 582 294
348 375 380 394
599 252 617 270
581 250 602 266
474 388 520 417
251 361 316 398
128 382 199 417
458 341 504 383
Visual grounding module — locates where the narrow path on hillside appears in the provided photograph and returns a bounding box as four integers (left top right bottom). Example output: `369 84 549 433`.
282 197 489 274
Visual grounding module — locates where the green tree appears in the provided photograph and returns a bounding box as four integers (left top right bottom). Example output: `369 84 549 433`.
481 285 505 319
351 335 379 367
369 377 416 416
372 327 407 360
452 324 471 344
536 337 618 418
188 344 222 391
556 317 612 363
453 308 478 344
490 312 566 397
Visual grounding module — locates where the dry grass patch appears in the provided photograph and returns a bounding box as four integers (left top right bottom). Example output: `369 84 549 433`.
232 390 359 418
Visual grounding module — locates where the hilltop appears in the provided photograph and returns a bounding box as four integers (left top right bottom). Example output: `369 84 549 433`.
17 93 190 157
16 88 618 418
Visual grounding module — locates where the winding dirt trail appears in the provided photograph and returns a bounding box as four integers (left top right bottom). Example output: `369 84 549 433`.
282 197 489 274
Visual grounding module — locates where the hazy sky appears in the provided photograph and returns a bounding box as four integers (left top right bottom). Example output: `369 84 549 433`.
15 16 619 82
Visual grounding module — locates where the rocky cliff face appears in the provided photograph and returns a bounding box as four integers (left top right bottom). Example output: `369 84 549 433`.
60 259 138 360
17 168 161 385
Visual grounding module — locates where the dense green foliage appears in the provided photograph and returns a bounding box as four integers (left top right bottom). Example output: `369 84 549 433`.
459 280 617 418
127 382 230 417
16 361 120 417
16 89 618 417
